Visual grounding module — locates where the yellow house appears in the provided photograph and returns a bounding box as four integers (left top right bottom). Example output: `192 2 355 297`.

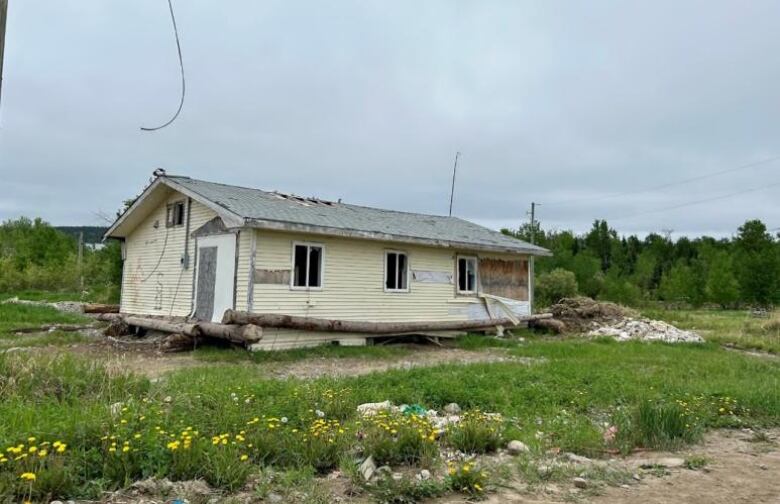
104 172 550 349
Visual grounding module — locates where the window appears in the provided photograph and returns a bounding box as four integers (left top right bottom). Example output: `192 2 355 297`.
166 201 185 227
457 256 477 293
385 251 409 291
292 243 323 288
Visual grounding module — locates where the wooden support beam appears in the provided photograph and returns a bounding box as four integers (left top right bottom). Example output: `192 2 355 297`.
124 316 201 337
222 310 552 334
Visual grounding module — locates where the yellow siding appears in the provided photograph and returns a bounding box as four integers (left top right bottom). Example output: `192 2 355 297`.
234 229 254 311
121 192 217 316
251 230 529 322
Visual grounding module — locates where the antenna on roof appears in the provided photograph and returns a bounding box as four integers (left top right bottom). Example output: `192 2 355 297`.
448 151 461 217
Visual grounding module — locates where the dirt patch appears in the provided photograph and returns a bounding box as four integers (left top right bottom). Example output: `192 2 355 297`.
263 347 538 379
474 428 780 504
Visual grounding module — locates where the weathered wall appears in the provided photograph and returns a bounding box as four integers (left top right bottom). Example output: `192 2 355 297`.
249 229 531 322
120 191 217 316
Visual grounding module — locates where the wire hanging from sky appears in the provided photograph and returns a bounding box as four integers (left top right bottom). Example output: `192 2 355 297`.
607 180 780 222
141 0 185 132
544 155 780 206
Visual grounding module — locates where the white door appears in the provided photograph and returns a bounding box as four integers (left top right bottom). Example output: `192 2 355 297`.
194 234 236 322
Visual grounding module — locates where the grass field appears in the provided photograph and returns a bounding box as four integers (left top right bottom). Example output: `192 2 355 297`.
0 303 778 502
642 307 780 353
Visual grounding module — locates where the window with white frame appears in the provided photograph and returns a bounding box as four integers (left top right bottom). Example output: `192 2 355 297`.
457 256 477 293
385 251 409 291
292 243 323 288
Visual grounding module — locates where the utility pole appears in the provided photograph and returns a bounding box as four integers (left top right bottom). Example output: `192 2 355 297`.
448 151 461 217
528 202 540 313
0 0 8 116
78 231 84 291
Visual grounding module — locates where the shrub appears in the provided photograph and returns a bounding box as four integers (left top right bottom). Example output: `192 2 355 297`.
611 399 705 452
359 411 439 467
536 268 578 307
446 459 488 496
445 410 505 454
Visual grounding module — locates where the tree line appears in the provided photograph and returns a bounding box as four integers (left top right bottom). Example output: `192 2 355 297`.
504 219 780 309
0 217 122 302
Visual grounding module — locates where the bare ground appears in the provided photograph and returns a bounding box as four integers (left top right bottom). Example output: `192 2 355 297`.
7 332 535 379
471 428 780 504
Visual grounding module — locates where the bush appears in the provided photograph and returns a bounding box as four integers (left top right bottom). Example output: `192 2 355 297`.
359 411 439 467
445 410 505 454
446 459 488 496
536 268 578 307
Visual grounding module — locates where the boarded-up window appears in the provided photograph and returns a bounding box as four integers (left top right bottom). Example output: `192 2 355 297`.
457 256 477 293
292 243 323 288
478 258 529 301
385 251 408 291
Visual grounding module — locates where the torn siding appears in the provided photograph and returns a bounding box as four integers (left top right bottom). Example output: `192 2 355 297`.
254 269 291 284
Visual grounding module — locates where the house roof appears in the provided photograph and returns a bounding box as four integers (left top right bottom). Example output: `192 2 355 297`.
105 174 550 256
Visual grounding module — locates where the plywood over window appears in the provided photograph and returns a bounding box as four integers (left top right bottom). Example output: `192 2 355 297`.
478 258 528 301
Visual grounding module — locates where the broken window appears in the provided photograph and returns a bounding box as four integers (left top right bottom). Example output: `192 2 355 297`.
292 243 323 288
166 201 185 228
385 251 408 291
457 256 477 293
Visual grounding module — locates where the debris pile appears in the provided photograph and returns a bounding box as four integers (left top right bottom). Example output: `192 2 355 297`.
588 318 703 343
546 297 703 343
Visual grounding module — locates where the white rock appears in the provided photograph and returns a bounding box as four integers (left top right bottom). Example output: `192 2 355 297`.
444 402 462 415
357 400 394 416
573 477 588 489
391 472 403 481
360 456 377 481
507 440 530 455
417 469 431 481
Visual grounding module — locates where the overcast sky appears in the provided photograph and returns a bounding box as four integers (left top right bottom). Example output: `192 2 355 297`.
1 1 779 238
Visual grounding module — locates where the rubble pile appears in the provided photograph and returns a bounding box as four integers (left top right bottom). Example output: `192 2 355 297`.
588 318 703 343
547 297 703 344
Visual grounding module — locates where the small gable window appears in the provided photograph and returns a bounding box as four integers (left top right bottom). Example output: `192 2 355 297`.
166 201 185 228
457 256 478 294
292 242 323 289
385 251 409 292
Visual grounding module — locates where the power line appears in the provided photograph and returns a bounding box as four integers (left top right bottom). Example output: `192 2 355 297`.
448 151 461 216
608 180 780 222
544 155 780 206
141 0 185 131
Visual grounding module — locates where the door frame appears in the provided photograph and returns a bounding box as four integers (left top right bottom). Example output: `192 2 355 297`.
193 233 237 322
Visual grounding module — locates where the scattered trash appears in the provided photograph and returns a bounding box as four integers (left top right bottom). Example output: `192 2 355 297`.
401 404 427 416
443 402 462 415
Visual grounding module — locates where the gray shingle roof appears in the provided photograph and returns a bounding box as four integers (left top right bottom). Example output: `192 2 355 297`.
165 175 549 256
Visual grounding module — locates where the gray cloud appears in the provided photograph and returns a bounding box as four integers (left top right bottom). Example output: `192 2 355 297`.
1 0 778 238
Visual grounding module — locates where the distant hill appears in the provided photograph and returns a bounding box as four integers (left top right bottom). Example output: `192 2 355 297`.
56 226 108 244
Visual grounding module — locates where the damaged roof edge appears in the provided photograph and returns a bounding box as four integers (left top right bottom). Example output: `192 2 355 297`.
244 217 553 256
104 174 551 257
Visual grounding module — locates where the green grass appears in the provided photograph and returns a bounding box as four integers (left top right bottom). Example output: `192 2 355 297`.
0 331 91 349
0 304 779 501
0 303 91 337
642 307 780 353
